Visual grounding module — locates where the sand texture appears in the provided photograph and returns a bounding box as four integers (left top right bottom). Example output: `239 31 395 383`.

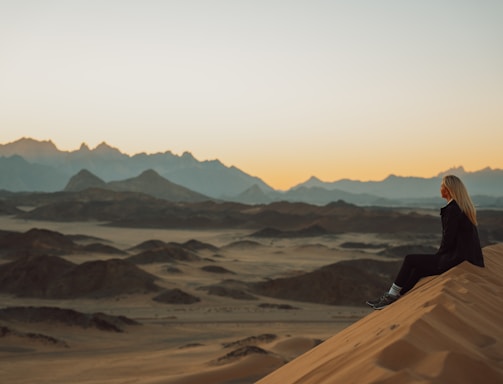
258 243 503 384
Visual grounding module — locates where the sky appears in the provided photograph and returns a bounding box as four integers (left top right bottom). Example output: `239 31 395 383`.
1 0 502 190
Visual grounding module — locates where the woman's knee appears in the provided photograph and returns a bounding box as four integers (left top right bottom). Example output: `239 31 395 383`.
403 253 436 268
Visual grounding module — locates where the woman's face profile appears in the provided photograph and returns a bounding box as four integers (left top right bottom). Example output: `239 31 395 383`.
440 183 451 200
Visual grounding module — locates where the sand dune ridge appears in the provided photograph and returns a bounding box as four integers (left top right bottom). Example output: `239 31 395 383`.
257 243 503 384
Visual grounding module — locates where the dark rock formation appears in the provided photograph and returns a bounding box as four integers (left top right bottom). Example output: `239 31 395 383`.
152 289 200 304
0 228 77 259
0 255 160 298
212 346 273 365
0 325 68 347
204 286 257 300
222 334 278 348
47 258 160 298
250 258 401 306
0 306 139 332
127 244 200 264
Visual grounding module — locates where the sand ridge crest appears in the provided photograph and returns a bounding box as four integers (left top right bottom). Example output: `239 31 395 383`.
257 244 503 384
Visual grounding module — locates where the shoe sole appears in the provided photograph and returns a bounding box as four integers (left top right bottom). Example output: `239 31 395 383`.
373 298 399 310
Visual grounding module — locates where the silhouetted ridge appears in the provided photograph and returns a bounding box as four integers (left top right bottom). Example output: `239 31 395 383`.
48 259 160 298
2 138 503 207
0 255 75 297
251 258 401 306
0 228 127 259
107 169 212 202
0 306 139 332
153 289 201 304
0 228 76 259
0 256 161 298
182 239 219 252
64 169 106 191
127 244 201 264
0 325 68 347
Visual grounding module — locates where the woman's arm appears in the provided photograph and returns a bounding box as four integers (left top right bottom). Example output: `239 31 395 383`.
436 203 462 256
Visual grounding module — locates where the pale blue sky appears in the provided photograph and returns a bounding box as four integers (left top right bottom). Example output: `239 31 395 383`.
1 0 502 189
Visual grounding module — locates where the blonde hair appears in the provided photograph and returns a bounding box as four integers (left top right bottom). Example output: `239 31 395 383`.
442 175 477 225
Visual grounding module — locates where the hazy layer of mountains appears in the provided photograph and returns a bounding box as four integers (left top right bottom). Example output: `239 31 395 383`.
1 138 503 208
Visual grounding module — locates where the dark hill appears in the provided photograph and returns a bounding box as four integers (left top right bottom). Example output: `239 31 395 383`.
231 184 272 204
0 256 160 299
105 169 212 202
0 255 76 297
250 259 402 306
0 306 139 332
153 289 201 304
0 154 68 191
17 193 165 222
128 239 169 252
11 198 503 246
222 240 264 250
0 200 22 215
128 239 218 253
127 244 201 264
0 228 126 259
47 259 161 298
63 169 212 202
64 169 106 191
81 243 126 255
0 228 77 259
0 137 274 198
181 239 219 252
3 188 158 210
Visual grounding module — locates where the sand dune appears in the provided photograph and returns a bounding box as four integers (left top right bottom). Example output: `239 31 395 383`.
257 243 503 384
1 214 501 384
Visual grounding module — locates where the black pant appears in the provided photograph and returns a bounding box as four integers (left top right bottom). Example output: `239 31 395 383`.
395 254 441 295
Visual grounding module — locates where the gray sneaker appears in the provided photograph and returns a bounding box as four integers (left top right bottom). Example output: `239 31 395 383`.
367 293 399 310
366 295 383 307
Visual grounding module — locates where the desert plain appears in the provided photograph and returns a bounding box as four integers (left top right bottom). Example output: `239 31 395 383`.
0 214 397 384
1 207 502 384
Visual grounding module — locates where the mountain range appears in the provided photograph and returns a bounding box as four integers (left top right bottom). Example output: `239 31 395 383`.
1 137 503 208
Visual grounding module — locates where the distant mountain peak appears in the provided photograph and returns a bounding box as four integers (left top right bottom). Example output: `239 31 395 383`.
181 151 197 161
233 184 271 204
14 137 56 146
106 169 211 202
437 166 467 177
0 137 274 197
78 143 91 152
295 175 325 189
64 169 106 192
0 137 59 158
94 142 121 153
137 169 163 180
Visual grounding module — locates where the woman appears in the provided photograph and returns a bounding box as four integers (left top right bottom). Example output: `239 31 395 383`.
367 174 484 310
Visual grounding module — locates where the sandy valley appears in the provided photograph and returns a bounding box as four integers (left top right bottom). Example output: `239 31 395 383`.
0 215 395 384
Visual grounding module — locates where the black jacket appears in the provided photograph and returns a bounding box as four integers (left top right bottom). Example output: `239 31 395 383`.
436 200 484 271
